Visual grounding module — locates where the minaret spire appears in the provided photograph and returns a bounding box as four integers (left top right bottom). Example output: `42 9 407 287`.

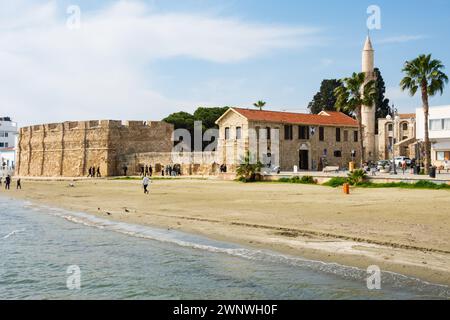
361 35 376 161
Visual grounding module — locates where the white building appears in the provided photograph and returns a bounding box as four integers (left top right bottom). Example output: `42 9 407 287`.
416 105 450 166
0 117 18 171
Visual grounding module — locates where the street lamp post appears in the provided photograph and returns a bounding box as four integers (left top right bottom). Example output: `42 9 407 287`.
391 108 398 175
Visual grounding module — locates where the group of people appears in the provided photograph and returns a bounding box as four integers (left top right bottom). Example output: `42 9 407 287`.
87 166 101 178
0 175 21 190
139 165 154 177
161 164 181 177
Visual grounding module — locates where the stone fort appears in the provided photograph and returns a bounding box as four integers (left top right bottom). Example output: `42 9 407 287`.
16 120 175 177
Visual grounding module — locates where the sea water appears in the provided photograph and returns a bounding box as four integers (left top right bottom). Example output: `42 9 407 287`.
0 196 448 300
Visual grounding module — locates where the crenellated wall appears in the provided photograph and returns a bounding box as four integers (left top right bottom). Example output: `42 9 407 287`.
16 120 174 177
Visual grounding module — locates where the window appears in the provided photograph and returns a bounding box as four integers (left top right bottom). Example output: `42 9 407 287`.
236 127 242 140
0 143 4 147
444 119 450 130
344 130 349 142
437 151 450 161
388 124 393 132
354 131 358 142
334 150 342 158
298 125 309 140
430 119 443 131
336 128 341 142
266 127 271 140
402 123 408 131
319 127 325 141
5 143 8 148
284 125 293 140
0 131 8 138
225 127 230 140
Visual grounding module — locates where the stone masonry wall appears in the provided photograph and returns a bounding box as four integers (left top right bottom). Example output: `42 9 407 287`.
16 120 174 177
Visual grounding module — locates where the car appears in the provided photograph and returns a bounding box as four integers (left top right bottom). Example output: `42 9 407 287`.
393 157 411 167
261 166 281 175
377 160 391 171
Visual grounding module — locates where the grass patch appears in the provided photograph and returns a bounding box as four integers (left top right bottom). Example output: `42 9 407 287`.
322 177 450 190
358 180 450 190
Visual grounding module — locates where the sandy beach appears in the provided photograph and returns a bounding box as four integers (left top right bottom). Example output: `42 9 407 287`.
3 178 450 286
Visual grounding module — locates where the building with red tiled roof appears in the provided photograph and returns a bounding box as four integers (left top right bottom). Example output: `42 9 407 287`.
215 107 361 172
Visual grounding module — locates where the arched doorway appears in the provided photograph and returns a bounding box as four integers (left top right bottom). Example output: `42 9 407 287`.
299 143 310 170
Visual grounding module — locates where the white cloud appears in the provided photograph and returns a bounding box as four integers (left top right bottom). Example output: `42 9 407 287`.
378 35 428 45
0 1 321 126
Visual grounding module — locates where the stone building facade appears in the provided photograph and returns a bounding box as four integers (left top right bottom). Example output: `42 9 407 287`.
16 120 174 177
216 108 361 172
377 113 417 160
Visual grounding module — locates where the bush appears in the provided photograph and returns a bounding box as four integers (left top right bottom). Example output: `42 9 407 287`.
347 169 367 186
236 151 263 182
277 176 317 185
323 177 347 188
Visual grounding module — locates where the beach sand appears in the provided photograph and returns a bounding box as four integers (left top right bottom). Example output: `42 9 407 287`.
4 178 450 286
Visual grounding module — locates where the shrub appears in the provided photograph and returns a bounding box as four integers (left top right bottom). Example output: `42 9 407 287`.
299 176 316 184
323 177 347 188
277 176 317 185
347 169 367 186
236 151 263 182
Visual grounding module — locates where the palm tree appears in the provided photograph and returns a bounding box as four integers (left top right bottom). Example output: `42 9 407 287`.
334 72 377 166
253 100 266 111
400 54 448 174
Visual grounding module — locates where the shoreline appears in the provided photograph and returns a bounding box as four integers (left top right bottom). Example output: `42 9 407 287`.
2 179 450 287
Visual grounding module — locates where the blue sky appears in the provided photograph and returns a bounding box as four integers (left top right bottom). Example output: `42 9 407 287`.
2 0 450 125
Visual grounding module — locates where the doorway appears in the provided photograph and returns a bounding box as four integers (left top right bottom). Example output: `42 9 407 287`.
299 150 309 170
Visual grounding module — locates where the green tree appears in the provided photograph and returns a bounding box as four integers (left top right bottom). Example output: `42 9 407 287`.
163 107 230 150
334 72 377 165
373 68 391 132
400 54 448 173
308 79 343 114
163 111 195 132
253 101 266 111
193 107 229 131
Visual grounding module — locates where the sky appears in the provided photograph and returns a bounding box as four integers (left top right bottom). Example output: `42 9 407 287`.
1 0 450 126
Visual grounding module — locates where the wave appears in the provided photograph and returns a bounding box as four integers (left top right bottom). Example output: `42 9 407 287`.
3 228 26 239
19 201 450 298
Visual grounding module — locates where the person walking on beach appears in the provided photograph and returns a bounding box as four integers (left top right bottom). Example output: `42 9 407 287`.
149 165 153 177
16 179 21 190
402 161 407 174
0 176 2 186
142 176 150 194
5 175 11 190
96 167 101 178
122 165 128 176
88 167 92 177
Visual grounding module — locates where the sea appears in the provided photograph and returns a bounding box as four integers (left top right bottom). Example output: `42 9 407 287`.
0 196 448 300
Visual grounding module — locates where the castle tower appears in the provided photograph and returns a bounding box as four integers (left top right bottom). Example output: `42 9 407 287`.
361 35 376 161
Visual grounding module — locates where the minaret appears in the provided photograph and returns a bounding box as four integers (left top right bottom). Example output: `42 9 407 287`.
361 35 376 161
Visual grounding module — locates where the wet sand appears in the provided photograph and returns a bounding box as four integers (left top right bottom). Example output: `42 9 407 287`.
4 178 450 286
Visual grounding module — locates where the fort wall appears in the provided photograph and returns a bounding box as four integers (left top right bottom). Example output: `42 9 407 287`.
16 120 174 177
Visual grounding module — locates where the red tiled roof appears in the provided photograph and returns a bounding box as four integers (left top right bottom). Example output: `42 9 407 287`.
399 113 416 119
231 108 359 127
